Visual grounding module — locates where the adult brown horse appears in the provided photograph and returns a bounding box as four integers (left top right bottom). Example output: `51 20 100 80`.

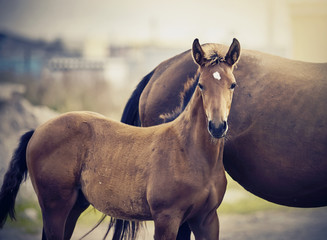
0 38 241 240
121 40 327 238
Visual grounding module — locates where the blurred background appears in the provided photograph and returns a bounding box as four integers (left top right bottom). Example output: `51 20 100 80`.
0 0 327 239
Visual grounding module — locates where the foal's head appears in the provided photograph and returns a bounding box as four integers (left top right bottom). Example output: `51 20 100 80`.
192 38 241 139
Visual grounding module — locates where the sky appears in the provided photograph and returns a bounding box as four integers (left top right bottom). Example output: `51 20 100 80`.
0 0 281 48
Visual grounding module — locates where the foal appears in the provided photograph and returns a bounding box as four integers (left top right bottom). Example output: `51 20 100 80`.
0 38 240 240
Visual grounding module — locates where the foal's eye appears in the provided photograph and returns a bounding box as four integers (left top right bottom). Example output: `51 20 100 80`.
198 83 204 90
230 83 237 89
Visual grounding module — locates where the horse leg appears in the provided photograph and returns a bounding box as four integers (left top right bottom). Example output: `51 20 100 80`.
41 228 47 240
40 189 79 240
64 190 90 239
176 222 191 240
188 210 220 240
152 211 181 240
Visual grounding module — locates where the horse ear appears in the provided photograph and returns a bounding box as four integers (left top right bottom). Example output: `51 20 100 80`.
225 38 241 66
192 38 205 66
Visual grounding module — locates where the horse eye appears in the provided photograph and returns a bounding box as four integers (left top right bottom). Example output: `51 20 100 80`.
198 83 204 90
230 83 237 89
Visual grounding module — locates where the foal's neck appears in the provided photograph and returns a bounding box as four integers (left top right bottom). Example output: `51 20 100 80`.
174 87 223 163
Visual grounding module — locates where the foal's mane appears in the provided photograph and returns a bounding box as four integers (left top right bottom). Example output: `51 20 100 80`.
159 44 225 123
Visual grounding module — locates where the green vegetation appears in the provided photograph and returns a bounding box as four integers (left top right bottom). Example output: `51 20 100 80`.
6 200 42 234
77 206 109 225
4 199 108 236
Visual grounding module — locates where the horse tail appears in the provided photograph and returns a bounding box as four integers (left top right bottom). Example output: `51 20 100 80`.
120 69 155 126
0 130 34 228
106 218 141 240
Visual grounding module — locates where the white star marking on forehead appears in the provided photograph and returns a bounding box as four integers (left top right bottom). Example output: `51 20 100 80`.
213 71 221 80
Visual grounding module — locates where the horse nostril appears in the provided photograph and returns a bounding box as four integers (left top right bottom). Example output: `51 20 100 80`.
208 120 213 131
217 121 227 134
208 120 228 138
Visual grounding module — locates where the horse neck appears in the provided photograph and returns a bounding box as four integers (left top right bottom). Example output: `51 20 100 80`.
173 87 223 166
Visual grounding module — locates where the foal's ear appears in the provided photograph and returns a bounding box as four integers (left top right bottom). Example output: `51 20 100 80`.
192 38 205 66
225 38 241 66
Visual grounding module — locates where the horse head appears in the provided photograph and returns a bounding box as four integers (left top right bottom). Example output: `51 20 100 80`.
192 38 241 138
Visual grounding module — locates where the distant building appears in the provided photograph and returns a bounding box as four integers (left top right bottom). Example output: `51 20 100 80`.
47 57 108 71
0 31 77 76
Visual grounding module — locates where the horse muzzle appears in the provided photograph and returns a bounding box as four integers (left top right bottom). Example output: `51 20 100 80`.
208 120 228 139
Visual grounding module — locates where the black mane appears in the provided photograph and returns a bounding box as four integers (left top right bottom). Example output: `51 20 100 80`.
159 73 199 123
205 53 224 66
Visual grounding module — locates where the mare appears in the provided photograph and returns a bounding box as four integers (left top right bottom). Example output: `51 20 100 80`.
0 38 241 240
121 40 327 238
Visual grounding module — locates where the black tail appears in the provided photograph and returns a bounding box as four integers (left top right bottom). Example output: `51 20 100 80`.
0 130 34 228
107 218 141 240
120 69 154 126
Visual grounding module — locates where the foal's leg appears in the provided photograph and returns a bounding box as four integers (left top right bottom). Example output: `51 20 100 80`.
40 189 79 240
41 228 47 240
64 190 90 239
176 222 192 240
152 210 181 240
188 210 220 240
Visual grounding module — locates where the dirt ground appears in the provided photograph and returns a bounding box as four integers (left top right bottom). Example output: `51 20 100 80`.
219 208 327 240
1 207 327 240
